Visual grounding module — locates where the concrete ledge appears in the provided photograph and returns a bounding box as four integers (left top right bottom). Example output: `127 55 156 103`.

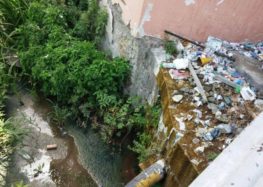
190 112 263 187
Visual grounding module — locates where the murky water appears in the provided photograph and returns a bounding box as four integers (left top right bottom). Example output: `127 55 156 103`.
5 86 137 187
67 125 138 187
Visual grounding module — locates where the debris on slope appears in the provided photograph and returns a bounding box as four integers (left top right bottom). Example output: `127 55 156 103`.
159 36 263 171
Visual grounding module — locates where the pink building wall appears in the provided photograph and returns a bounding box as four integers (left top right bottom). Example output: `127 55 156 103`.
114 0 263 42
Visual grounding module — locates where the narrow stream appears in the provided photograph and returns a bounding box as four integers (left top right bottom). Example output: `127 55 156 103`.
5 86 138 187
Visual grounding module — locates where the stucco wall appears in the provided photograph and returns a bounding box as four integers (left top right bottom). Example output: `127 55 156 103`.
114 0 263 42
112 0 145 36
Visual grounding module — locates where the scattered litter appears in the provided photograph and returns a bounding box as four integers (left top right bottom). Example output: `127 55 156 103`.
208 103 218 114
162 34 262 168
161 58 189 69
193 109 202 118
194 146 205 154
172 58 189 69
191 159 201 165
200 57 213 65
46 144 57 150
201 119 210 127
254 99 263 111
214 74 240 90
217 124 234 134
187 114 193 121
218 102 226 110
240 87 256 101
192 138 200 144
203 128 220 141
169 69 190 80
175 117 186 131
206 36 223 51
161 62 177 69
172 95 183 102
189 62 208 102
194 118 201 125
196 128 207 137
225 138 233 145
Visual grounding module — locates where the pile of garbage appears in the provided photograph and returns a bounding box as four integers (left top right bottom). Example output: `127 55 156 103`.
161 36 263 145
205 36 263 62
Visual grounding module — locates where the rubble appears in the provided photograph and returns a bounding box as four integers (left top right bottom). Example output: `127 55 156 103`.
254 99 263 111
240 86 256 101
159 35 262 168
172 95 183 102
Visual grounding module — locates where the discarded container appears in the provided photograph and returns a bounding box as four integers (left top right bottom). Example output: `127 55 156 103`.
206 36 223 51
47 144 57 150
161 59 189 69
169 69 190 80
200 57 212 65
172 58 189 69
240 87 256 101
214 74 241 91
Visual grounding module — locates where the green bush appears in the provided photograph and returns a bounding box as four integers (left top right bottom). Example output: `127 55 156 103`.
0 112 26 165
0 0 31 47
3 0 161 163
73 0 108 44
129 104 161 162
96 96 146 143
164 40 178 56
0 63 9 107
14 1 132 139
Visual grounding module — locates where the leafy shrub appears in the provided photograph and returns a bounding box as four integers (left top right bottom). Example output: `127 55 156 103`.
0 0 31 46
129 104 161 162
4 0 160 163
96 96 146 143
0 112 26 165
164 40 178 56
15 0 129 131
73 0 108 44
0 63 9 107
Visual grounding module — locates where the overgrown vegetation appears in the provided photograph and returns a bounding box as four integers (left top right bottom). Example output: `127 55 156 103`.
164 40 178 56
0 65 26 186
1 0 161 163
0 63 9 107
0 0 31 49
0 113 25 157
129 104 161 162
